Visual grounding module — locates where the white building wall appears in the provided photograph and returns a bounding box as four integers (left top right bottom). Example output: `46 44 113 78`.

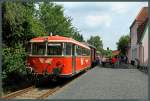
141 26 148 66
130 22 139 65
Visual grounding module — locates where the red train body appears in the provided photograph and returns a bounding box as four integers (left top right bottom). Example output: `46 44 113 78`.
26 35 96 77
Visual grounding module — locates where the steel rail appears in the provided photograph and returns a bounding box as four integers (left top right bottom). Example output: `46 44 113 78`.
1 86 35 99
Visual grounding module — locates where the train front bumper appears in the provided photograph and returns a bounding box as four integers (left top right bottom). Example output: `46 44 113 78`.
26 66 62 76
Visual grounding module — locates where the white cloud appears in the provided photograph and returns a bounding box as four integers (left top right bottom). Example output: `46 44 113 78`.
85 15 112 28
93 2 130 14
55 2 148 50
110 2 131 14
110 2 148 14
55 2 82 9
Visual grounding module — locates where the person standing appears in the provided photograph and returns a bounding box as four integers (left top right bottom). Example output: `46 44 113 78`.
111 56 117 68
96 56 100 65
125 55 128 64
102 56 106 67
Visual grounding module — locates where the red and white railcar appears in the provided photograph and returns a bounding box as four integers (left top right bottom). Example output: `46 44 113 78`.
27 35 93 77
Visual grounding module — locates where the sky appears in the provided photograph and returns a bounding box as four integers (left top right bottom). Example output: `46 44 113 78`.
54 2 148 50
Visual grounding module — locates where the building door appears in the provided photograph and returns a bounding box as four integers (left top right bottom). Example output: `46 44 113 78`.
132 48 137 65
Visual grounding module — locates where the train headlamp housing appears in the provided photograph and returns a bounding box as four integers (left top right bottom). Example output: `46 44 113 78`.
26 66 33 73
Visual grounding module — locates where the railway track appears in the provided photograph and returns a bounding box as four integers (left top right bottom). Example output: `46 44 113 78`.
1 80 66 99
14 87 60 99
1 86 35 99
2 81 63 99
1 70 87 99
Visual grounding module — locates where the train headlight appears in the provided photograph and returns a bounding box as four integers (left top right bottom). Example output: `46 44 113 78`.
26 66 33 73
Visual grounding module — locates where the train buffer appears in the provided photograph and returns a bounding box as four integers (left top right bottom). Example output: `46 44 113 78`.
47 66 147 99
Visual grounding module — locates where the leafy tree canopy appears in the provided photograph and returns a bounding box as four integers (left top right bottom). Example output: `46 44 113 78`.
87 35 103 52
38 2 74 37
72 28 84 42
2 0 45 47
116 35 130 55
2 1 83 80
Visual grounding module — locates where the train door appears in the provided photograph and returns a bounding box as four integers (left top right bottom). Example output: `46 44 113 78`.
91 48 94 63
72 44 76 75
94 48 96 60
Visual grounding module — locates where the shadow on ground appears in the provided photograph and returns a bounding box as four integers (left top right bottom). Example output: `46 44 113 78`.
99 63 137 69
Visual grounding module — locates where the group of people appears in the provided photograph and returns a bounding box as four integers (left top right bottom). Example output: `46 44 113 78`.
96 55 128 68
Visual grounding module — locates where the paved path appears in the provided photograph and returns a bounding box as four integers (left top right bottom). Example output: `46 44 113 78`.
47 65 148 99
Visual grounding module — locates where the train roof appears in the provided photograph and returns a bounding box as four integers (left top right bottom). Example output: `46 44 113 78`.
81 42 96 49
30 35 90 49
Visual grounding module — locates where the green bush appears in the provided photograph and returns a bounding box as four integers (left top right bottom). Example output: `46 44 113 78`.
2 44 27 80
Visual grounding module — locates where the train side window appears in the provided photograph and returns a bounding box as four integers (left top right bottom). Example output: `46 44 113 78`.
76 46 82 56
87 49 90 56
65 43 72 55
86 49 89 56
82 48 87 56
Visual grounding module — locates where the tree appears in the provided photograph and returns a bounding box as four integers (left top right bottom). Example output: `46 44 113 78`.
87 35 103 52
2 0 45 80
116 35 130 55
72 29 84 42
2 0 45 47
2 1 85 82
2 44 26 79
38 2 74 37
105 47 113 58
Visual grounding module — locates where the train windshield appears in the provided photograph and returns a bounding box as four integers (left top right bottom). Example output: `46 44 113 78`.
32 43 45 55
47 43 62 55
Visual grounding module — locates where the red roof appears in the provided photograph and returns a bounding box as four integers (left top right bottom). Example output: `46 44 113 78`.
112 50 120 55
130 7 148 28
31 35 72 42
136 7 148 22
30 35 90 49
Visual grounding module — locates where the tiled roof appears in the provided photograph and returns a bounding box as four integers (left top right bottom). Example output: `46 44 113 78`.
112 50 120 55
130 7 148 28
136 7 148 22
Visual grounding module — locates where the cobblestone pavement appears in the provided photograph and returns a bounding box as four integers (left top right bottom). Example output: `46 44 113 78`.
47 65 148 99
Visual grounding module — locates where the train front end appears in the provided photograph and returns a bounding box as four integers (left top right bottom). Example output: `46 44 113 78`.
26 36 73 78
